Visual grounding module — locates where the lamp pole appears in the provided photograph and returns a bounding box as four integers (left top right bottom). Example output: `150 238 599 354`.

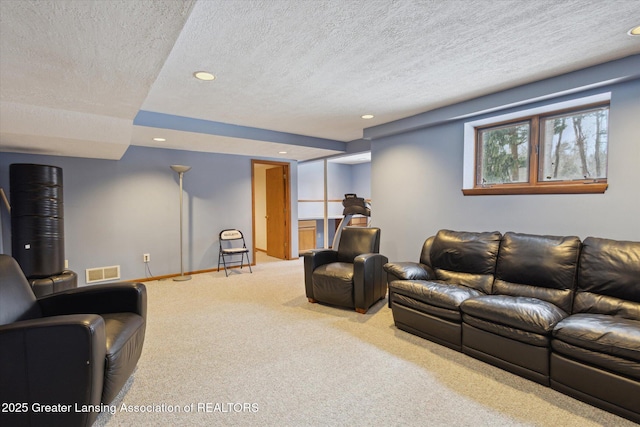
170 165 192 281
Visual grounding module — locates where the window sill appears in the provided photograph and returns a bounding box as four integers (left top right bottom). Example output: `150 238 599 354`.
462 182 608 196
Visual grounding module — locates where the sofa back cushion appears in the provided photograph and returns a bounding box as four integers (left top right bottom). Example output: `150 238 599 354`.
574 237 640 320
418 235 435 267
337 227 380 263
0 255 42 325
494 232 581 313
430 229 502 294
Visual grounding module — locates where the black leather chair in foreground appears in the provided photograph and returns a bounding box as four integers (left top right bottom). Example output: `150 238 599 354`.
304 227 388 314
0 254 147 427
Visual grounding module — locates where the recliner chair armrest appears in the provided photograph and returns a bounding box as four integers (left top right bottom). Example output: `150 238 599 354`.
37 282 147 319
353 253 389 312
355 253 388 265
383 261 435 282
303 249 339 299
0 315 106 427
304 249 339 266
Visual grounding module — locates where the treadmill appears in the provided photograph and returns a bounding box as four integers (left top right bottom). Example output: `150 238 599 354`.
331 193 371 250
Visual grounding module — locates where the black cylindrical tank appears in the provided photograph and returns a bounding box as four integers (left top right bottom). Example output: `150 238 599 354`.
10 163 65 279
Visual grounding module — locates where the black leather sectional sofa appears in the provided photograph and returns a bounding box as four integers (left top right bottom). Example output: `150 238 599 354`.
384 230 640 423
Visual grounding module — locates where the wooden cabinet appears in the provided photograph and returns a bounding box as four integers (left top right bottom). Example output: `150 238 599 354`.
298 216 367 255
298 220 317 253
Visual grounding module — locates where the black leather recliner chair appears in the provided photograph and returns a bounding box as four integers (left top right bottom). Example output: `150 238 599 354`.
304 227 388 314
0 254 147 427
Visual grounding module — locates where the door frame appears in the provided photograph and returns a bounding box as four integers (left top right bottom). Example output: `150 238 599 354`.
251 159 292 261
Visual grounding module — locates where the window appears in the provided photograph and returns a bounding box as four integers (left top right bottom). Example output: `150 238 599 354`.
464 102 609 195
477 121 531 186
539 106 608 182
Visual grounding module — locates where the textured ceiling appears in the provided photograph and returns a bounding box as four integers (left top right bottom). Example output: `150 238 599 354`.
1 0 639 161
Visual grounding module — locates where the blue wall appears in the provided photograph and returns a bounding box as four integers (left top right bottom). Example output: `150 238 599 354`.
372 62 640 262
0 146 298 285
3 57 638 281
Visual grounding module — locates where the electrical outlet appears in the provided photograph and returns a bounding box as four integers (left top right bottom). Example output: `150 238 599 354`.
143 253 150 263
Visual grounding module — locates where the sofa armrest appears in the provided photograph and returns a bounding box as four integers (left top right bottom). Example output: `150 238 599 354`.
354 253 389 312
0 315 106 426
37 282 147 319
303 249 339 298
384 261 435 282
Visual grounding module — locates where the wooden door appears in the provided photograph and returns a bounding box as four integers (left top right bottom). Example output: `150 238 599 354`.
266 166 287 259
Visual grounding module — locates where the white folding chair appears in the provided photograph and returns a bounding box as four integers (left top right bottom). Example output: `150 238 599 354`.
218 229 252 276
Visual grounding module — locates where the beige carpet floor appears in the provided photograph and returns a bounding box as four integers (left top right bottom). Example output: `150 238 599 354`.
95 257 635 426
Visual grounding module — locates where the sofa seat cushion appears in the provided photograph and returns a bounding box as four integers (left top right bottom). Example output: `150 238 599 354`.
462 314 549 346
461 295 568 335
573 291 640 320
434 270 494 295
101 312 146 403
390 280 484 321
553 314 640 362
312 262 354 307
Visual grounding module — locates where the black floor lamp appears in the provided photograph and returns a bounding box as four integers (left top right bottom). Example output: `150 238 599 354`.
170 165 192 281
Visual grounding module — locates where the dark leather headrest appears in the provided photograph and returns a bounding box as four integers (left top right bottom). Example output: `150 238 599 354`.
578 237 640 302
430 229 502 275
337 227 380 262
496 232 581 290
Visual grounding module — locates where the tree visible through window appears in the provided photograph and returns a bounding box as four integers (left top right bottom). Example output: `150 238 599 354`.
478 121 530 185
539 106 608 182
471 103 609 195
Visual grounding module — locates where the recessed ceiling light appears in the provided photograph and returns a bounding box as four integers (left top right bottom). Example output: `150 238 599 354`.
628 25 640 36
279 151 288 154
153 137 166 142
361 114 374 119
193 71 215 81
